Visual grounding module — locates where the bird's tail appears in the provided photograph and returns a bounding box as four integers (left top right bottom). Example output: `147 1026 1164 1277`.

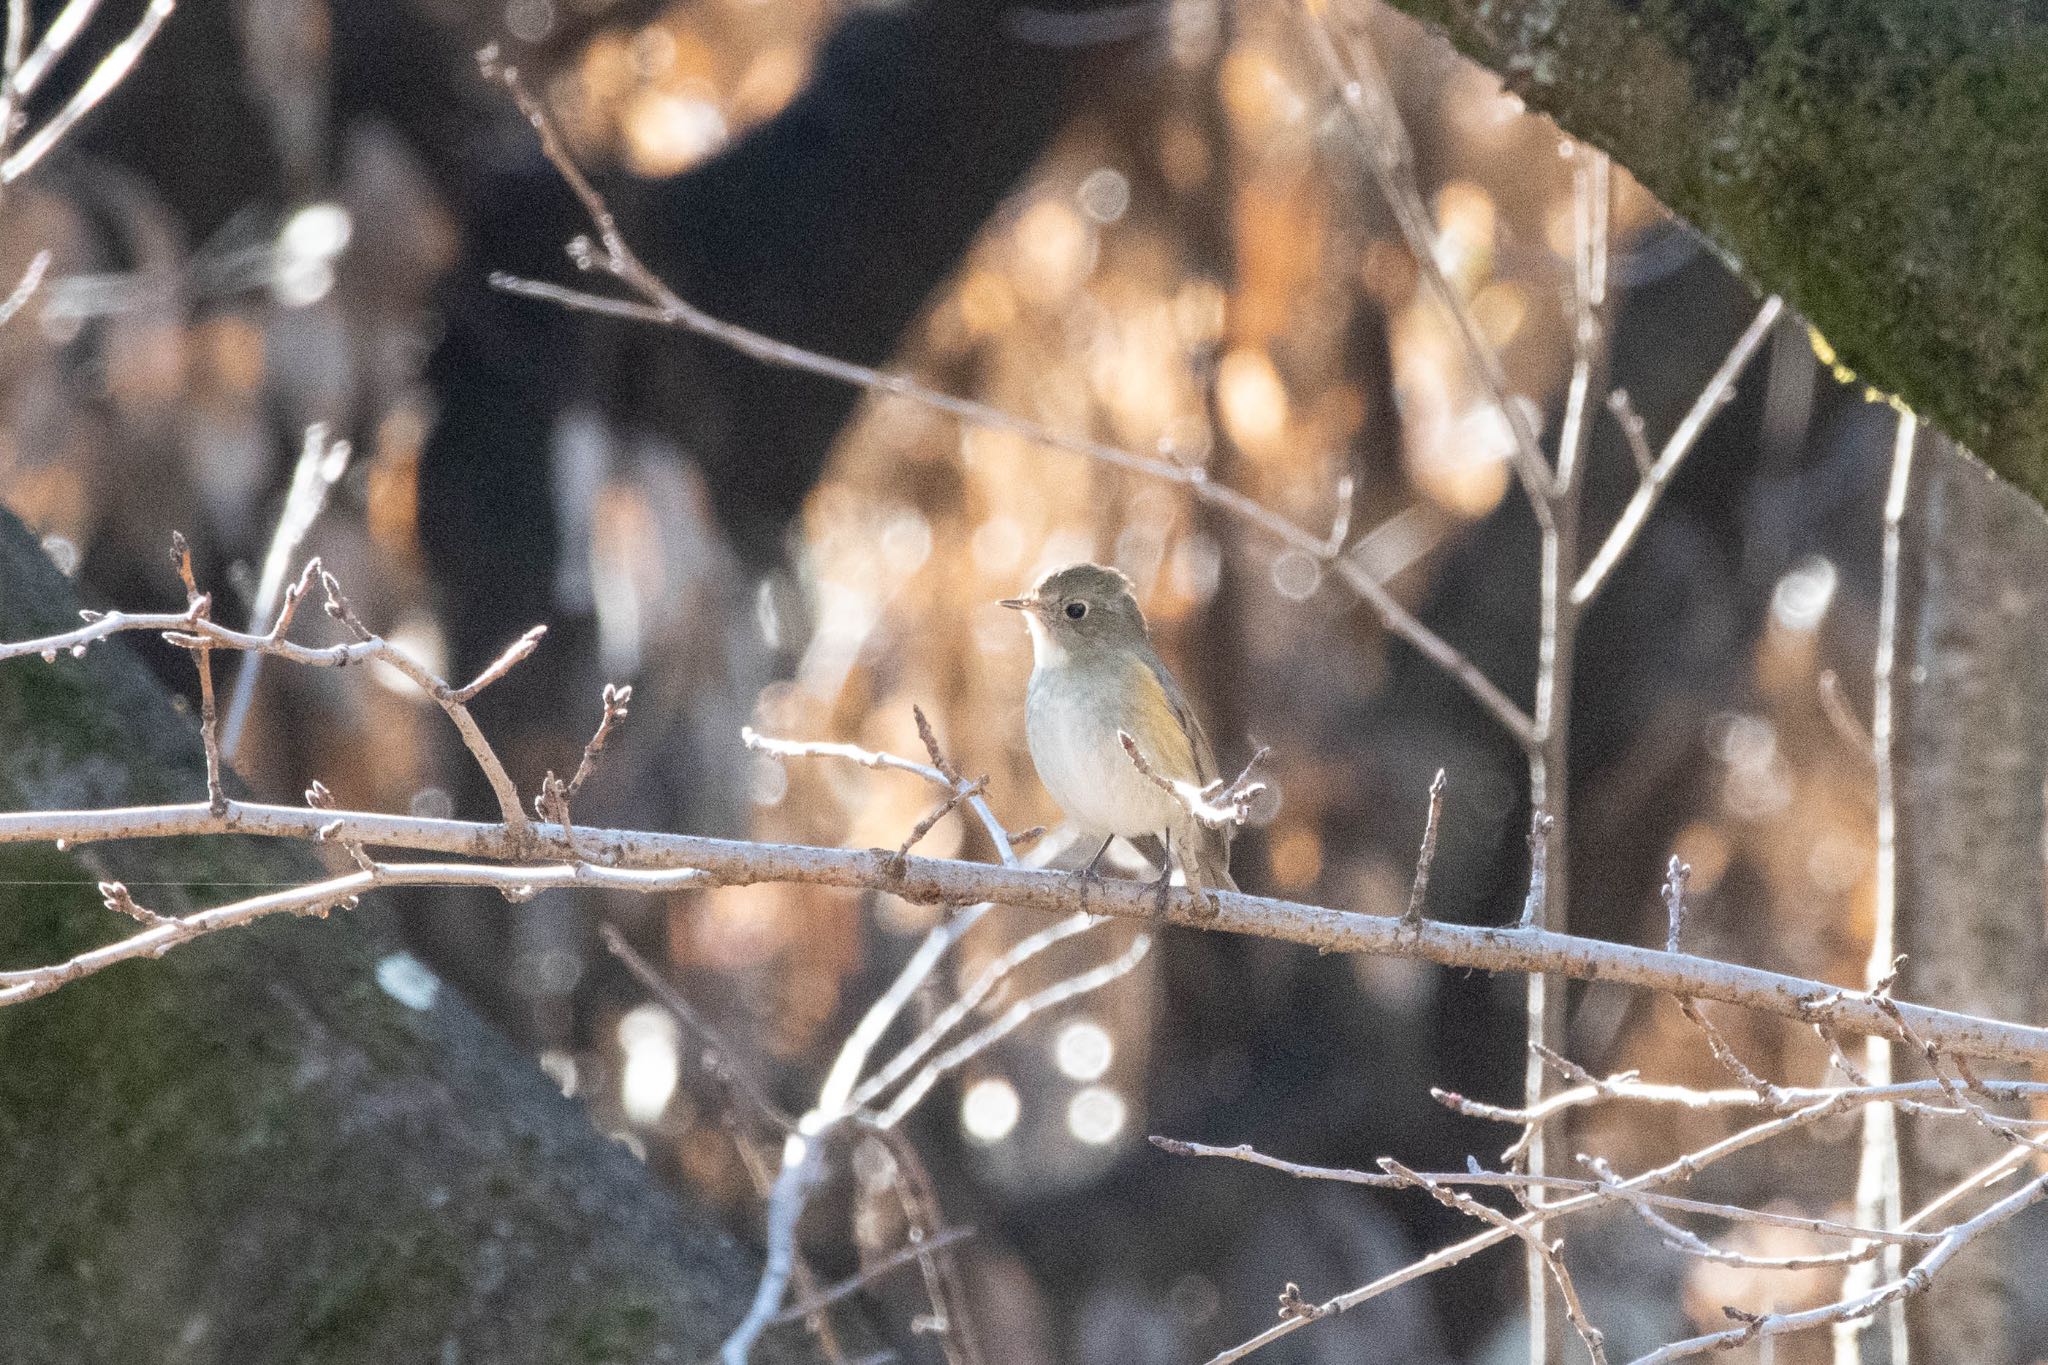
1177 822 1237 896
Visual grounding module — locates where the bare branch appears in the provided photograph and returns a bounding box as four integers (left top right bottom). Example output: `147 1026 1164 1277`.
0 858 709 1006
0 247 49 328
870 932 1151 1127
222 426 352 758
1118 732 1269 831
167 533 227 817
478 51 1537 751
768 1227 977 1326
849 911 1105 1113
1838 406 1919 1362
1572 296 1785 605
1 0 175 183
5 798 2048 1064
1296 0 1557 530
600 922 794 1133
1153 1138 1932 1247
566 683 633 801
1604 390 1655 478
1630 1171 2048 1365
1401 768 1446 928
1382 1160 1607 1365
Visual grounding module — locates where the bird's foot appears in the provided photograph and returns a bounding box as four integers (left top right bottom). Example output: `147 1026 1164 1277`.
1068 862 1107 904
1143 865 1174 920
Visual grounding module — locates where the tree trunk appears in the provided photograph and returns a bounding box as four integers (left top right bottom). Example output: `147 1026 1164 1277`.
0 505 819 1363
1895 433 2048 1360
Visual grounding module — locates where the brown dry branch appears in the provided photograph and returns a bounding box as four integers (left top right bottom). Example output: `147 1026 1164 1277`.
1570 295 1785 606
1663 857 1784 1104
168 532 226 817
599 921 795 1135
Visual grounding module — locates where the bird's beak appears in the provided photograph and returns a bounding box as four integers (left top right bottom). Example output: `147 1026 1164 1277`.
998 596 1031 612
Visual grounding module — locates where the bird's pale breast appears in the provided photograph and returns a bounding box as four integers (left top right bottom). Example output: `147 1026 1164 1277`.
1025 657 1189 839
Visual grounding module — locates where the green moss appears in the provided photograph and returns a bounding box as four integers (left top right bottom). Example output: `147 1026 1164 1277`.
555 1297 668 1364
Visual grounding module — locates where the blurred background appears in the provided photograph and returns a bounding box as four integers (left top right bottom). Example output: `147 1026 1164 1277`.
3 0 2025 1360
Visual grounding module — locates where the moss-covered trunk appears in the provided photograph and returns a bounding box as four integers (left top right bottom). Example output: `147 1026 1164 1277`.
0 507 809 1363
1361 0 2048 510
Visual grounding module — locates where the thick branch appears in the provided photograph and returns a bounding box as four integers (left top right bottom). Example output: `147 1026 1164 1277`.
6 800 2048 1065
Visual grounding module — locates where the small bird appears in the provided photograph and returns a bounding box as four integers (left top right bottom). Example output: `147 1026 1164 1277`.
1002 563 1236 908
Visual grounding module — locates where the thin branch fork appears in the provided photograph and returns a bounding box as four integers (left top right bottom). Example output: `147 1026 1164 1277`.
6 799 2048 1066
1571 295 1786 606
1382 1159 1608 1365
1 547 539 837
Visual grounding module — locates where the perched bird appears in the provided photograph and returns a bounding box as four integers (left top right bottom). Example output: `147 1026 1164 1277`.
1001 563 1236 908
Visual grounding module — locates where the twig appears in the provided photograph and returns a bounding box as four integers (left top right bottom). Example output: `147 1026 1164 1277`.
0 858 709 1006
1153 1138 1932 1246
848 910 1105 1113
1 0 175 183
1572 296 1785 605
1662 859 1782 1103
599 921 794 1134
1629 1171 2048 1364
1117 732 1268 830
1401 768 1446 928
1605 391 1654 478
858 1124 984 1365
1380 1159 1607 1365
1193 1088 1963 1364
566 682 633 801
722 1123 828 1365
727 712 1021 1365
167 534 227 816
1297 0 1556 530
1816 670 1874 757
869 933 1151 1128
744 724 1017 867
767 1227 977 1325
891 777 990 870
0 247 49 328
222 425 352 758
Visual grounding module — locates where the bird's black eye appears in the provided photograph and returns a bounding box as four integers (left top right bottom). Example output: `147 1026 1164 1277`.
1064 601 1088 620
